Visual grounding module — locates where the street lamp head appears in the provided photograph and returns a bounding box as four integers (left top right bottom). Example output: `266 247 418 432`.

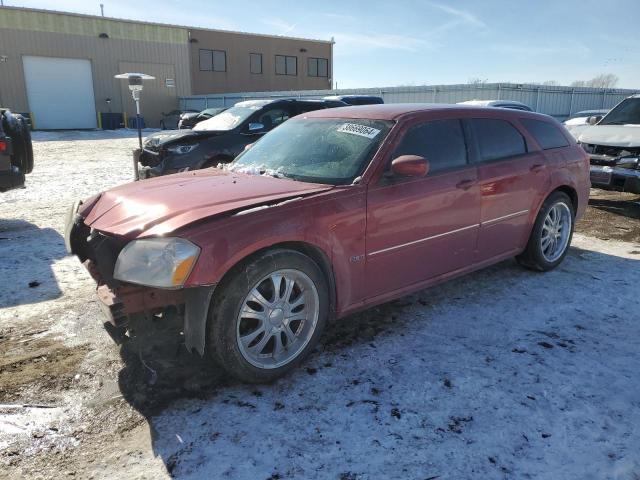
114 73 154 182
114 73 155 92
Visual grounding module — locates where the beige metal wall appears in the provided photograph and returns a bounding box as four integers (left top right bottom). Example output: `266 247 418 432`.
0 7 190 128
118 61 179 126
189 28 332 95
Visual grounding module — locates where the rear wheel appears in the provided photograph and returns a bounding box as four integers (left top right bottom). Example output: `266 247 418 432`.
517 191 574 271
207 249 328 383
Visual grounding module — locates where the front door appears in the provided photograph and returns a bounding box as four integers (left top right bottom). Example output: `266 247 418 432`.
365 118 480 299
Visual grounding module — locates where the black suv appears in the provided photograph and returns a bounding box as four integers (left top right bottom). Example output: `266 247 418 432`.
139 98 347 178
1 109 33 192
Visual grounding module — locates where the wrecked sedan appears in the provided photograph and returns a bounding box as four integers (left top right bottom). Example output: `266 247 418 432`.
65 104 589 383
138 98 346 179
578 95 640 194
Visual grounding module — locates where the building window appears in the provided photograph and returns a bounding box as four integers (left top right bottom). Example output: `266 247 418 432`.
275 55 297 75
199 49 226 72
308 57 328 77
250 53 262 74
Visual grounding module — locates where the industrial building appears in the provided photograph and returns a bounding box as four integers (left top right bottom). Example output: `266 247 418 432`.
0 6 333 129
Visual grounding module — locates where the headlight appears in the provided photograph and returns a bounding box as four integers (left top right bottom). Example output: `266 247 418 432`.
114 238 200 288
167 144 198 154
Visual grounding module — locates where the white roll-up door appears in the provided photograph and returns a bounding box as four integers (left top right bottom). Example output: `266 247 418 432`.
23 56 97 129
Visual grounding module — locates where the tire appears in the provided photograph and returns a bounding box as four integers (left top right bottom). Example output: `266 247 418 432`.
18 116 34 174
207 249 329 383
517 191 575 271
5 114 33 174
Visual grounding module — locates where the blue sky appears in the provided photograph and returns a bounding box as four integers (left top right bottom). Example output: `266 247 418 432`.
8 0 640 88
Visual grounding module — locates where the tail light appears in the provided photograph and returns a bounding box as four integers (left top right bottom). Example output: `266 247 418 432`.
0 140 7 152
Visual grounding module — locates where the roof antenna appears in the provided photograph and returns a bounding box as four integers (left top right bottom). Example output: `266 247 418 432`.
100 3 104 16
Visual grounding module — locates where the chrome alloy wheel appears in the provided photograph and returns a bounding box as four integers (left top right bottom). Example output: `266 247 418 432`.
541 202 572 262
236 269 319 369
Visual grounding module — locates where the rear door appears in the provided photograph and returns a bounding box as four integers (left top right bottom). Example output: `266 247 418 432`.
365 118 480 298
469 118 550 260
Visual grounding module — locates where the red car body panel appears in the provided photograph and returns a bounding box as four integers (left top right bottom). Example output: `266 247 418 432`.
73 104 590 325
83 168 333 239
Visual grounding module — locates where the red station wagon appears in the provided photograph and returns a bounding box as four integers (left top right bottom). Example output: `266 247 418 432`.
65 104 590 383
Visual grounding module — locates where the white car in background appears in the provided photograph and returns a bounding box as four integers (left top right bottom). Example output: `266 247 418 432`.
457 99 533 111
577 95 640 194
564 109 610 139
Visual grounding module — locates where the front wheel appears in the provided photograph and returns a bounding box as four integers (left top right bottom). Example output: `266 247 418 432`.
207 249 329 383
517 191 575 271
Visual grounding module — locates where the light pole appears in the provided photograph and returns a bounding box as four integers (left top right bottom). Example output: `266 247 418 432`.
115 73 155 180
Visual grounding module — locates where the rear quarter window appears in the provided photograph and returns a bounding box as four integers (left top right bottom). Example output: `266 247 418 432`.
520 118 570 150
471 118 527 162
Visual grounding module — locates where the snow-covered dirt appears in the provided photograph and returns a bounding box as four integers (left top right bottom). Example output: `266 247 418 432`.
1 130 640 479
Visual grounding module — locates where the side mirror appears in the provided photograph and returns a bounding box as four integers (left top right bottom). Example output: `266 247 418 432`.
248 122 265 133
390 155 429 178
587 115 602 125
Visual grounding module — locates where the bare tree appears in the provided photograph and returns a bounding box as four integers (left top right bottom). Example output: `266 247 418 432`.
467 77 488 85
571 74 619 88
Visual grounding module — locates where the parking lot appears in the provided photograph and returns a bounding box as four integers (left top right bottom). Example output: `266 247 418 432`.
1 130 640 479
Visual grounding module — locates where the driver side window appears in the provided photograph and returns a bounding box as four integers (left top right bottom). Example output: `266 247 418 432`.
392 119 468 174
257 108 290 131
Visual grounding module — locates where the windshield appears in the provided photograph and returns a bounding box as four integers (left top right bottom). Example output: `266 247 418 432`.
194 105 261 131
228 118 393 185
599 98 640 126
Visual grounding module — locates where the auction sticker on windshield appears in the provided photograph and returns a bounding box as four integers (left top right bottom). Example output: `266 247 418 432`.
337 123 381 139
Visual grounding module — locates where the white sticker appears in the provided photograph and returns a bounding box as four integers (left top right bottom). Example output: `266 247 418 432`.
337 123 381 139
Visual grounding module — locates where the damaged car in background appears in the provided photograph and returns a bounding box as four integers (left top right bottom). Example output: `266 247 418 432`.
578 95 640 194
138 98 346 178
65 104 589 383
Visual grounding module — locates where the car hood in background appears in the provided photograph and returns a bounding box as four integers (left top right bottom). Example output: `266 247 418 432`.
144 129 197 148
82 169 333 238
578 125 640 148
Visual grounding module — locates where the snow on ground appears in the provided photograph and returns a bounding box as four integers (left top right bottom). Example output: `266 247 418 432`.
150 234 640 480
1 130 640 479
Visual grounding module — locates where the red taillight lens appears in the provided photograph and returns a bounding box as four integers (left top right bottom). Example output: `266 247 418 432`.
0 141 7 152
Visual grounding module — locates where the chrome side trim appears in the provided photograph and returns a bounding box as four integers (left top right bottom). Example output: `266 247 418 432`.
368 209 530 257
481 209 529 227
368 223 480 257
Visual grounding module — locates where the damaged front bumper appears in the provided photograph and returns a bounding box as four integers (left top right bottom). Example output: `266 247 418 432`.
589 154 640 194
64 201 214 355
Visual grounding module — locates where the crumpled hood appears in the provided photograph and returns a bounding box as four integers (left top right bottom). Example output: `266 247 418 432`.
83 168 333 238
578 125 640 148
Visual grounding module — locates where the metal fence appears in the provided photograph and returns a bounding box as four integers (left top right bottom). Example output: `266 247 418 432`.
180 83 640 120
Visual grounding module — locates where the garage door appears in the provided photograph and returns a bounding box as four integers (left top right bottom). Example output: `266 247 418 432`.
23 56 97 129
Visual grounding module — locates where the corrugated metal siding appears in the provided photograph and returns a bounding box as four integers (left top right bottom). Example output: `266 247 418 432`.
181 84 640 120
0 27 190 125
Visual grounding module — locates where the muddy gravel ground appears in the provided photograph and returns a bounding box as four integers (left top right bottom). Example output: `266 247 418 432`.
1 131 639 479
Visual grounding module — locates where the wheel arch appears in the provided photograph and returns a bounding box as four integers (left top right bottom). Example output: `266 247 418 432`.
214 240 337 320
553 185 579 215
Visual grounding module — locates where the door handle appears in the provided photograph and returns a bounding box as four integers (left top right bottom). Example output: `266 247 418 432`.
530 164 544 172
456 179 475 190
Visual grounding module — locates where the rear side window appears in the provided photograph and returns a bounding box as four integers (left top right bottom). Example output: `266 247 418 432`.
520 118 569 150
471 119 527 162
393 119 467 174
